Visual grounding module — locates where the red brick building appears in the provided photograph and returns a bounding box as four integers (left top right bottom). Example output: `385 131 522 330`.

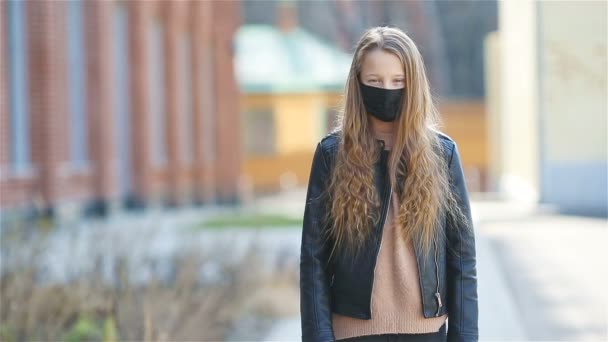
0 1 242 219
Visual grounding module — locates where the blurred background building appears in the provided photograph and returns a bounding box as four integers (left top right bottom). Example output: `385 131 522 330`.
1 1 242 220
238 0 497 195
486 0 607 216
3 0 604 220
235 2 351 194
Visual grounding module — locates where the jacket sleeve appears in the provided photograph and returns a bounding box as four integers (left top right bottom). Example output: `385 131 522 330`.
445 142 479 342
300 142 336 342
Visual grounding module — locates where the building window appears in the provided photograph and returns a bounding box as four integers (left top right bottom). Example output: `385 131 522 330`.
7 0 30 172
148 20 167 166
67 0 89 167
244 109 275 156
178 34 194 165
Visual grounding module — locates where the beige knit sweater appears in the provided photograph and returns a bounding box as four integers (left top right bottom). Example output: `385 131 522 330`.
331 129 448 340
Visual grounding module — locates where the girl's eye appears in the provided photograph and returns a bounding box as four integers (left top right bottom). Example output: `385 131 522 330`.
395 79 404 83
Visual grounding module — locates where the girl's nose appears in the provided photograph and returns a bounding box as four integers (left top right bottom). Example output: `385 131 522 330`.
380 80 398 89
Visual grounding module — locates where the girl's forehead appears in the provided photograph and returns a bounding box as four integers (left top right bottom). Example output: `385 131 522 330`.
361 49 404 76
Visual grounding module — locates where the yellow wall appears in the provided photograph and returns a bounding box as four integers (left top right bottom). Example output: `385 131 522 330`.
438 101 488 192
241 91 343 192
274 94 323 154
242 93 488 194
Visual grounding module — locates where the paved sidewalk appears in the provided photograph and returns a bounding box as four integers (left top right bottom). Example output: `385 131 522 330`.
476 233 526 341
479 212 607 341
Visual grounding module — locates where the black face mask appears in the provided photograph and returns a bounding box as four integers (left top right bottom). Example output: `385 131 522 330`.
358 79 405 122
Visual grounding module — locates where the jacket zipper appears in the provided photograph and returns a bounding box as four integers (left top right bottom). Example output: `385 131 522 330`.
370 185 392 317
433 238 443 316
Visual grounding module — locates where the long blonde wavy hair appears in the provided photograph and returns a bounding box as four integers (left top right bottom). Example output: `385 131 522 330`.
321 26 468 267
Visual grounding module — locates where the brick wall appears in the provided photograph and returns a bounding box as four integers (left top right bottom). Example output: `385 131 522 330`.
212 0 242 204
0 1 242 217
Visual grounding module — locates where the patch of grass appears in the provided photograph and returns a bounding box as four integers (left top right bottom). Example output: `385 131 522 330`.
63 314 103 342
194 213 302 229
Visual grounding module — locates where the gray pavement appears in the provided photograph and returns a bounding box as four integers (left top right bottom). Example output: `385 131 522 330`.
480 212 607 341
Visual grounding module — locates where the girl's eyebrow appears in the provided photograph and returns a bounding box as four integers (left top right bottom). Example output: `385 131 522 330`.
363 73 405 78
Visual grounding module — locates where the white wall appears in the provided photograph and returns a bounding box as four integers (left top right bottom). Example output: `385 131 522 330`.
537 1 607 216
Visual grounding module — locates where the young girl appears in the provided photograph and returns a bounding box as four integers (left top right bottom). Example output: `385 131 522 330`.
300 26 478 342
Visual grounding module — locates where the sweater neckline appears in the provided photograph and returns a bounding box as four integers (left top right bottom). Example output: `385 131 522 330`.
373 129 394 151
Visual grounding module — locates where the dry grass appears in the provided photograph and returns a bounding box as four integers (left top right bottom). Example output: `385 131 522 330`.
0 222 299 342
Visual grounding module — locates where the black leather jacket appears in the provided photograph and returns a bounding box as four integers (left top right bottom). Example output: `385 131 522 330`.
300 131 478 342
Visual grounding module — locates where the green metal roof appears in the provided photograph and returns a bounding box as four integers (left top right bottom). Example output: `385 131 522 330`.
234 24 353 94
